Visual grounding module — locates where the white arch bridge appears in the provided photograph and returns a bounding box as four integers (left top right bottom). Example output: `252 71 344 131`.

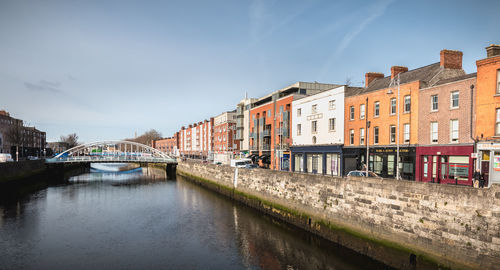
46 140 177 165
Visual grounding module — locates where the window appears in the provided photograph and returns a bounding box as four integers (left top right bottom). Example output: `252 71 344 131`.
496 108 500 135
297 108 301 117
403 123 410 143
267 109 271 117
360 104 365 119
497 70 500 94
311 120 317 133
404 95 411 113
374 127 379 144
451 91 459 109
359 128 365 145
431 122 438 143
374 101 380 117
312 104 318 114
431 95 438 111
450 119 459 142
350 129 354 145
329 118 336 131
390 125 396 143
329 100 336 110
350 106 354 120
297 124 301 136
390 98 396 115
312 136 316 144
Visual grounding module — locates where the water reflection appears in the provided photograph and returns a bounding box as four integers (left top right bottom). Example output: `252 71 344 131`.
0 170 390 270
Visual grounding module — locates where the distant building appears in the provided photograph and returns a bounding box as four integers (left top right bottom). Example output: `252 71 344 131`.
0 110 46 158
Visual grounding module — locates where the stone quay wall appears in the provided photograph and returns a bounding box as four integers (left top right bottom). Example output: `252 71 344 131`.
178 160 500 270
0 160 46 184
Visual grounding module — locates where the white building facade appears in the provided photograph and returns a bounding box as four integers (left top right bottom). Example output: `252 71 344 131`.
290 86 345 175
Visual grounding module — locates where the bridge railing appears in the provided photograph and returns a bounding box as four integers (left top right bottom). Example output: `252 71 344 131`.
46 155 176 164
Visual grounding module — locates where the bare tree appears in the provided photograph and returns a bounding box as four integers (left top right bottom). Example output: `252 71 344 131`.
60 133 79 148
126 129 162 146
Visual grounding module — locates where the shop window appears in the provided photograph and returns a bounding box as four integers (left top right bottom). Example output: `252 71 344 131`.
374 101 380 117
326 153 340 176
390 98 396 115
294 154 303 172
390 125 396 143
350 129 354 145
448 156 470 181
431 95 438 111
450 119 459 142
350 106 355 120
297 124 301 136
496 109 500 136
430 122 438 143
403 123 410 143
404 95 411 113
387 155 395 176
373 155 383 174
360 128 365 145
307 154 323 174
451 91 459 109
374 126 379 144
360 104 365 119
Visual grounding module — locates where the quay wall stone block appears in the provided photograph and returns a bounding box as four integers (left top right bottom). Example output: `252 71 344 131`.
177 160 500 270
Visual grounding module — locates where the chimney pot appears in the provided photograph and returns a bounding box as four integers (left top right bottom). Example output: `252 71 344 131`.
390 66 408 79
365 72 384 87
440 49 463 69
486 44 500 58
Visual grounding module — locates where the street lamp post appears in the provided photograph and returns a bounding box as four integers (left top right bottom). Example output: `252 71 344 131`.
388 73 401 180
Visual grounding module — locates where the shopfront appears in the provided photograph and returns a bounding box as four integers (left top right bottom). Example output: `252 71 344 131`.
476 142 500 187
342 147 365 176
416 145 474 186
368 147 416 180
290 145 342 176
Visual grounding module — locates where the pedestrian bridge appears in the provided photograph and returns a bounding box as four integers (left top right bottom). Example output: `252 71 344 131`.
46 140 177 164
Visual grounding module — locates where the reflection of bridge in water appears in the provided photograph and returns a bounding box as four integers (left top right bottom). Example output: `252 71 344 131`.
46 141 177 178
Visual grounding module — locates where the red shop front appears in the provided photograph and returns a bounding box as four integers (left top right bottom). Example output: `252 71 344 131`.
415 145 474 186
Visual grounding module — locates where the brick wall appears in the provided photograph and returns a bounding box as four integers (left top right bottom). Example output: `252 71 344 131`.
178 160 500 269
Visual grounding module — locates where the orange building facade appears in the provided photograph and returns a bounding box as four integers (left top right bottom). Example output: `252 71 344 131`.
475 44 500 186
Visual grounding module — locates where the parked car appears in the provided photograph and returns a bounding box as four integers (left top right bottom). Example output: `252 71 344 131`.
0 153 14 162
214 162 222 165
244 164 259 169
347 170 382 178
230 158 252 168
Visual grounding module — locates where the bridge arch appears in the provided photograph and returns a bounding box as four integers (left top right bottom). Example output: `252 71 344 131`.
49 140 176 164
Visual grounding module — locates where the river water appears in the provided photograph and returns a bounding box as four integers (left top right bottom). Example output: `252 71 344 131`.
0 166 391 270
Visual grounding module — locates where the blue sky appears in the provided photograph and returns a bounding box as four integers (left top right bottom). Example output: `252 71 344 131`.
0 0 499 142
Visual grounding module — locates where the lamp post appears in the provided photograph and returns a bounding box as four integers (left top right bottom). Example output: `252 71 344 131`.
387 73 401 180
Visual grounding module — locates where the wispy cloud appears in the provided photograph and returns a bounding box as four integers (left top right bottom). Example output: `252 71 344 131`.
24 80 62 93
317 0 394 79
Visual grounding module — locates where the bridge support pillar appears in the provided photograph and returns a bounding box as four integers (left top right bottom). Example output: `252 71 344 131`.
166 164 177 180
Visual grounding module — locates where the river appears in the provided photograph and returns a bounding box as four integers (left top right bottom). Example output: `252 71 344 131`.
0 166 391 270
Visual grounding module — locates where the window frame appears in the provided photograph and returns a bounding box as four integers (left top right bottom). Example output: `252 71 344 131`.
312 104 318 114
450 91 459 109
497 69 500 94
329 100 336 110
360 104 365 120
374 101 380 117
450 119 459 143
403 123 410 143
390 125 396 144
349 129 354 145
431 122 438 143
329 118 336 131
404 95 411 113
431 95 438 112
311 120 317 134
390 98 396 115
297 124 301 136
374 126 379 144
496 108 500 136
350 106 355 120
297 108 301 117
359 128 365 145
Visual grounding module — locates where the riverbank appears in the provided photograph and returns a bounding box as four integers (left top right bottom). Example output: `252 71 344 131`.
177 160 500 270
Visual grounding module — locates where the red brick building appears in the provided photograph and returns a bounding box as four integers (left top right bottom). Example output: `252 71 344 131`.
213 111 238 164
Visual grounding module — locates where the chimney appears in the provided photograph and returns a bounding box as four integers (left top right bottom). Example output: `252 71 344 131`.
440 49 463 69
486 44 500 58
391 66 408 79
365 72 384 87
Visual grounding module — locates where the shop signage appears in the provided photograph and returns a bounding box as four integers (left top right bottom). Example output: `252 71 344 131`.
494 155 500 171
372 148 412 153
449 164 469 176
471 153 478 158
477 143 500 150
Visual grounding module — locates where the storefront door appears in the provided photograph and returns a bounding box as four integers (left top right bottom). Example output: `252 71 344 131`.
421 156 432 182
